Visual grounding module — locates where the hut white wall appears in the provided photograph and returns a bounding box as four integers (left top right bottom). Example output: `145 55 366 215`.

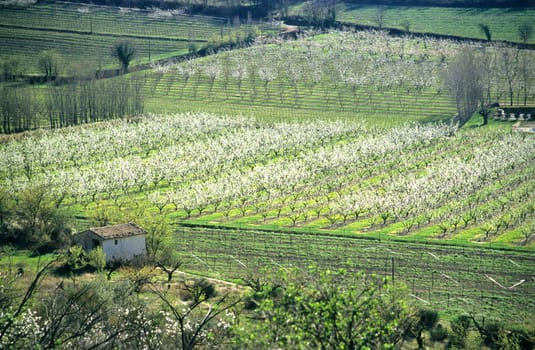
101 235 146 262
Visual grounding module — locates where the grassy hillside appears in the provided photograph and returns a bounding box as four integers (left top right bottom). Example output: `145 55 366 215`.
141 30 534 125
0 2 278 74
142 31 458 125
333 4 535 44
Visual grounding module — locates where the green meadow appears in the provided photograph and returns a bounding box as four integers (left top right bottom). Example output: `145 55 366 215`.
334 4 535 44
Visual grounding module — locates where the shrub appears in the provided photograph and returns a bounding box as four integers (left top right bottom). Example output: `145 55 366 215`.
65 245 89 271
449 315 471 349
481 322 502 347
88 246 106 272
180 278 217 304
430 323 448 342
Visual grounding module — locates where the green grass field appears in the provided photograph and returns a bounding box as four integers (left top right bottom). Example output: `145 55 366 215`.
333 4 535 44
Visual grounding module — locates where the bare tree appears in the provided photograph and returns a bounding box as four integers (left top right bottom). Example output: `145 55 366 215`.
478 46 498 125
445 47 483 126
38 50 61 80
0 86 38 133
373 7 387 29
156 252 183 283
478 23 492 41
519 50 534 106
153 283 241 350
518 22 533 45
498 46 519 106
400 20 410 33
303 0 338 27
111 41 135 73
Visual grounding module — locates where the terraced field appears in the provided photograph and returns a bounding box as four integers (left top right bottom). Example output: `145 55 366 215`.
0 2 277 73
0 27 191 71
143 31 458 124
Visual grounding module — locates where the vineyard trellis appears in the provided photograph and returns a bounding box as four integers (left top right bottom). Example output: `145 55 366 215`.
174 226 535 324
0 2 277 73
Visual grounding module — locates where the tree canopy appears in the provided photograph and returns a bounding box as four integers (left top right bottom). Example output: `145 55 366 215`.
111 41 135 73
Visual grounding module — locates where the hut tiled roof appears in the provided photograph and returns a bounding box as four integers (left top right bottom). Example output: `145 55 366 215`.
87 222 146 239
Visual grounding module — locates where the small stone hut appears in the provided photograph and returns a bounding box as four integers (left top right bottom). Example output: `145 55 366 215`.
73 222 147 262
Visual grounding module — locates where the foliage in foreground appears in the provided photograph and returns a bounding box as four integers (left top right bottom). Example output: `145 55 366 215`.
1 255 533 349
0 255 237 350
0 185 71 253
234 265 412 349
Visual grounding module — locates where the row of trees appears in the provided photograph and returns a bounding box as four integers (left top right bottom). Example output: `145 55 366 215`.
0 114 357 186
0 76 144 133
0 87 38 134
1 40 137 83
3 113 533 244
0 38 142 133
45 77 145 129
446 44 534 126
153 31 533 116
157 30 448 101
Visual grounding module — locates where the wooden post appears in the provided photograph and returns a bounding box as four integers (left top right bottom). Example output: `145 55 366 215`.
391 257 395 284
